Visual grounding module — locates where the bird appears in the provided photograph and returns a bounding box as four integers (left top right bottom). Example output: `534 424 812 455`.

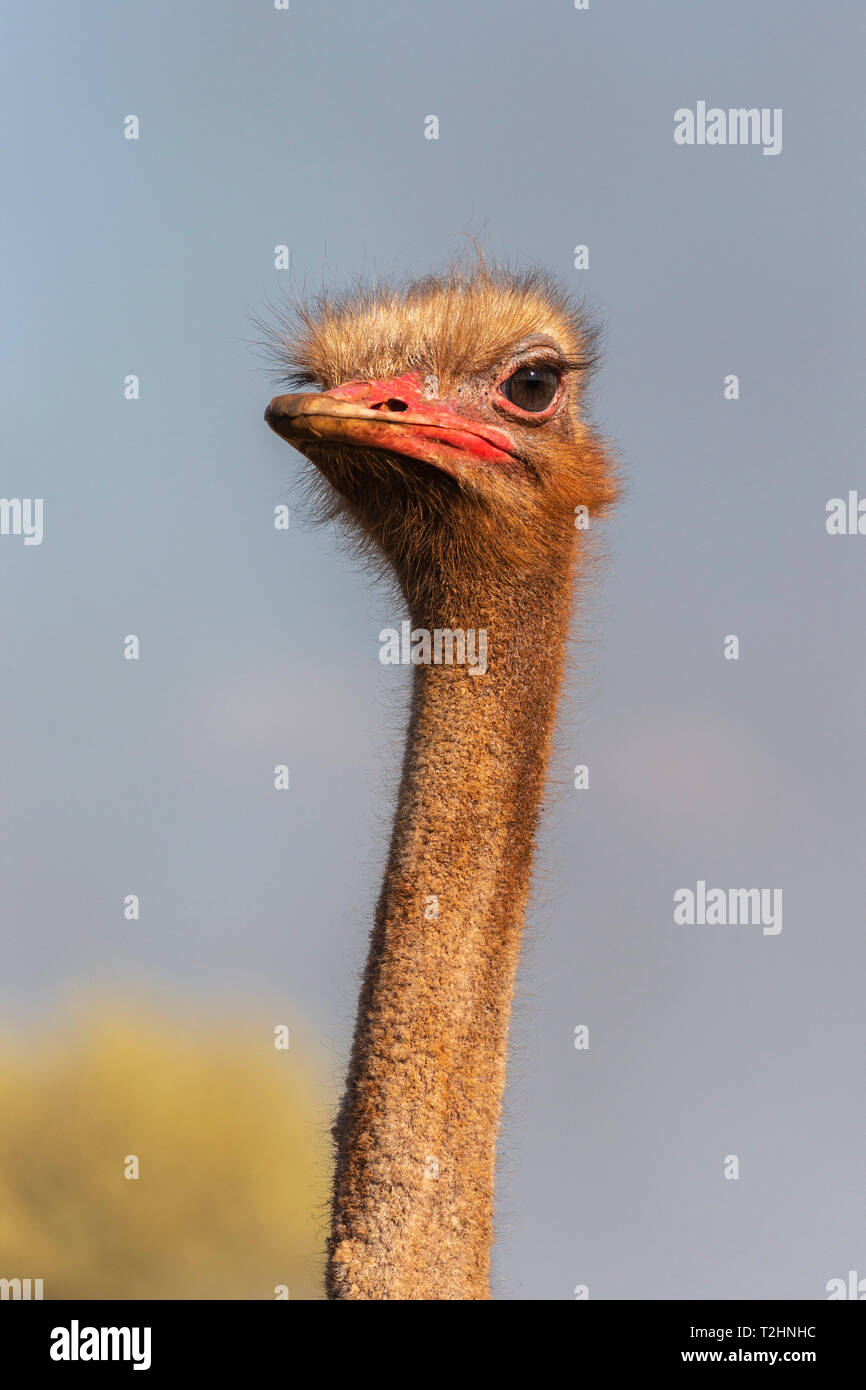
263 259 618 1300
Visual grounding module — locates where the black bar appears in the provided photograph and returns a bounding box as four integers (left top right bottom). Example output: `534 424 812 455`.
2 1299 862 1374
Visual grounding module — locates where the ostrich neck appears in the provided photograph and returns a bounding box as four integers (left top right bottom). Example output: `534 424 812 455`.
327 554 576 1300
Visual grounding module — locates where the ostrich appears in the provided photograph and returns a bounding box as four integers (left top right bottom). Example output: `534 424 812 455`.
264 262 617 1300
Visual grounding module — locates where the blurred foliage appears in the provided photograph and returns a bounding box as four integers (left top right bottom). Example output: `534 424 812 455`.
0 1006 331 1299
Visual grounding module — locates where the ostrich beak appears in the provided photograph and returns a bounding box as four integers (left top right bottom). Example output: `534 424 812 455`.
264 372 517 477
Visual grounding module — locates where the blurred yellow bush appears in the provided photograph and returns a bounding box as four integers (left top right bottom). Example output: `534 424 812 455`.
0 1006 331 1299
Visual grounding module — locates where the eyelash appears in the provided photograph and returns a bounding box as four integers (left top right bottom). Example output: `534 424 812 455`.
509 356 564 375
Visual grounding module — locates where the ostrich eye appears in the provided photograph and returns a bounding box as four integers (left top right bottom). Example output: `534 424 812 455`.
499 364 560 413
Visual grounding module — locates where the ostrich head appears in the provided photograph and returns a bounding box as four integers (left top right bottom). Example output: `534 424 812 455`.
264 263 616 605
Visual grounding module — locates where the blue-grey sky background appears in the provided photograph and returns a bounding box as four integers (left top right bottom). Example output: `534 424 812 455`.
2 0 864 1298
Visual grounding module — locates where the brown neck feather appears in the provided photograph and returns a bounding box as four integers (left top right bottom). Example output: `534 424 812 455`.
327 545 577 1299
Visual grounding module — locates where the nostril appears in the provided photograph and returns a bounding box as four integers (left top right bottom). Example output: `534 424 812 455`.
370 397 409 412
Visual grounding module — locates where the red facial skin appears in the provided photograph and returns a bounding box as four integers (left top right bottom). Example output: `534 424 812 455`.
265 371 522 480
